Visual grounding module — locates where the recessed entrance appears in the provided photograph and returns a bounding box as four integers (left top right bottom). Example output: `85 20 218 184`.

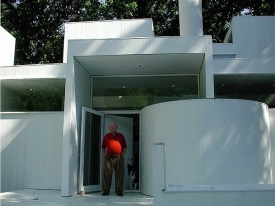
79 108 140 193
74 53 203 196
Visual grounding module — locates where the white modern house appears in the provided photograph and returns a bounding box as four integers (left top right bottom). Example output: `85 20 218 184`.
1 0 275 205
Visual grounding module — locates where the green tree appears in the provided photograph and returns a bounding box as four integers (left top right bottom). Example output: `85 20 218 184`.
1 0 275 64
1 0 274 111
1 79 65 111
1 0 101 64
203 0 275 42
245 0 275 15
100 0 275 42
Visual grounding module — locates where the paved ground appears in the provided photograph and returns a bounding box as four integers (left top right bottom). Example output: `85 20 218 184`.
0 189 154 206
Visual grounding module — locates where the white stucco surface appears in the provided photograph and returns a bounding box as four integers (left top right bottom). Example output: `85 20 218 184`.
213 57 275 74
61 58 91 196
63 19 154 63
0 63 67 79
0 26 15 66
141 99 272 196
232 16 275 58
153 142 275 206
179 0 203 36
269 109 275 183
0 112 63 192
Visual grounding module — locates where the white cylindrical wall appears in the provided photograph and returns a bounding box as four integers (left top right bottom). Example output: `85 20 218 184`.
140 99 272 196
179 0 203 36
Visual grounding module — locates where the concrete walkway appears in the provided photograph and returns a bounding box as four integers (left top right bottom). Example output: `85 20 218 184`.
0 189 153 206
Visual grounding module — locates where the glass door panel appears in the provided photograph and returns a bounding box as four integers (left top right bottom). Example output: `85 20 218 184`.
83 112 101 186
79 107 104 193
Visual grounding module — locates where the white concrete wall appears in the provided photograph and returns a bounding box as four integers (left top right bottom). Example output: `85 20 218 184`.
215 16 275 79
0 112 63 192
0 26 15 66
162 189 275 206
141 99 272 196
0 63 67 79
179 0 203 36
230 16 275 58
269 109 275 183
153 143 275 206
212 43 236 58
213 57 275 74
61 57 91 196
63 19 154 62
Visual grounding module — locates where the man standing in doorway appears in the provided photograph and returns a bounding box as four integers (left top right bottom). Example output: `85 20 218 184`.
102 122 127 196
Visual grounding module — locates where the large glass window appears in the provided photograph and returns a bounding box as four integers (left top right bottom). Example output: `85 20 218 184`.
83 112 101 186
214 74 275 108
92 75 199 110
1 79 65 112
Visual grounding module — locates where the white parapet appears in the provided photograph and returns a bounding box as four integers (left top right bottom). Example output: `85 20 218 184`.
63 19 154 63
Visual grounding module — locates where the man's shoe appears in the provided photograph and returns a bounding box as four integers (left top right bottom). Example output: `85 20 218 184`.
102 192 109 196
117 193 124 196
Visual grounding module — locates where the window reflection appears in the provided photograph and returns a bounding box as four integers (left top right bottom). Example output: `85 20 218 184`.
1 79 65 112
92 75 199 110
214 75 275 108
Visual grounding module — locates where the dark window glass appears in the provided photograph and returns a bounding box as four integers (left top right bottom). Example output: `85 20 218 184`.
93 75 199 110
214 75 275 108
1 79 65 112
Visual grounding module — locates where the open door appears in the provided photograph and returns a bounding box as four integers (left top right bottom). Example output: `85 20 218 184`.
79 108 134 193
79 107 104 193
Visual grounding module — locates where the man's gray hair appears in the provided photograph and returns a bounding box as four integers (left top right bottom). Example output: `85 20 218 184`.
109 122 118 127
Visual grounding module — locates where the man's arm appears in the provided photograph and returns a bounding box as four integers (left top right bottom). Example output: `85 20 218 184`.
123 148 127 156
102 148 106 156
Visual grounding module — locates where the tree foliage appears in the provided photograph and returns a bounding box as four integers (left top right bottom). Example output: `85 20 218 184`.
1 0 274 65
203 0 275 42
1 0 274 112
1 79 65 111
1 0 101 64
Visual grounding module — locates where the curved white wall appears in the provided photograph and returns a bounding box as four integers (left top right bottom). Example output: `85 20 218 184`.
140 99 272 196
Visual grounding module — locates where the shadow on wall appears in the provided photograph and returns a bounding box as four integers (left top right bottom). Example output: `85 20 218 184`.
197 105 271 184
141 99 272 195
1 113 63 193
165 100 272 185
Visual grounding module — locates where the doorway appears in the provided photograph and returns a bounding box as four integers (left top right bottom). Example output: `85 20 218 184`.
78 108 140 194
113 113 140 192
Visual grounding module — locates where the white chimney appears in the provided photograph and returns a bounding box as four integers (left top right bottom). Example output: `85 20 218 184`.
179 0 203 36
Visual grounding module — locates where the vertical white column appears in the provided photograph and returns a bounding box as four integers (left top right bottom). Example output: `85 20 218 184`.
153 143 166 206
179 0 203 36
